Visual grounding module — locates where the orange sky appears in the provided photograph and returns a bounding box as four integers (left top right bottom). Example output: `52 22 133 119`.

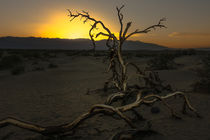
36 12 116 41
0 0 210 48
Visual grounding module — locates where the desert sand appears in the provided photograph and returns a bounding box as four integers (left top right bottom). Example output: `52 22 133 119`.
0 50 210 140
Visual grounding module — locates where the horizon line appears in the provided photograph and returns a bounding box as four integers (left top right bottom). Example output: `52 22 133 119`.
0 36 210 49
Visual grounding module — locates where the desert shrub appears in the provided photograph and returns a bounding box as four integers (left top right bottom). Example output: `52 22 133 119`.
193 55 210 93
33 66 45 71
135 53 145 58
32 61 39 65
147 53 176 70
94 52 106 57
172 50 184 58
48 63 58 68
21 51 42 59
135 52 154 58
11 65 25 75
31 52 42 58
0 55 23 70
182 49 197 56
172 49 197 57
81 51 92 56
43 51 57 58
65 51 79 56
65 52 73 56
0 51 2 58
123 52 133 59
81 52 92 56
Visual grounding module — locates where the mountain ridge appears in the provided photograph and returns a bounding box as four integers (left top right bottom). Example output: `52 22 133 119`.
0 36 169 50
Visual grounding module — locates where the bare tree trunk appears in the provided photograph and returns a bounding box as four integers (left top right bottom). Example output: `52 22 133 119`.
117 43 127 92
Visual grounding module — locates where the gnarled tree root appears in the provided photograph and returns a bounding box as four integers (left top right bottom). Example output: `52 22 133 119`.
0 105 134 136
105 92 126 105
117 91 201 118
0 92 200 136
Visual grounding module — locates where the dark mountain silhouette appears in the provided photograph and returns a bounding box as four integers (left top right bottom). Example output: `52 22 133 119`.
0 36 168 50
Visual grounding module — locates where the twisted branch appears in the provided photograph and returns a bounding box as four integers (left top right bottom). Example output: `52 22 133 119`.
0 104 134 136
116 5 124 40
0 91 200 136
124 18 166 41
105 92 126 105
67 9 117 51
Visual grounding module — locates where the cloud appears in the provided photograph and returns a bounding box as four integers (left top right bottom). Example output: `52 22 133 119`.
168 32 210 38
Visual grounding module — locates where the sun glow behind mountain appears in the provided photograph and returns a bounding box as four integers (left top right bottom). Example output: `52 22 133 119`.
37 12 111 40
1 0 210 48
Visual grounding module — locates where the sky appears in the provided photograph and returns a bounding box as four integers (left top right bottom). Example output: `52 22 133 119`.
0 0 210 48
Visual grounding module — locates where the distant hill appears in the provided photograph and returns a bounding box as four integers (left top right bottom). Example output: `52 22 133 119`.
0 36 168 50
196 48 210 51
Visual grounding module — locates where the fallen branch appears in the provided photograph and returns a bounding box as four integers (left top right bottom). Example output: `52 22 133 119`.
0 104 134 136
0 91 200 136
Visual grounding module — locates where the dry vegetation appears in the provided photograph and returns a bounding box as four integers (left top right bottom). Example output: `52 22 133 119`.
192 54 210 93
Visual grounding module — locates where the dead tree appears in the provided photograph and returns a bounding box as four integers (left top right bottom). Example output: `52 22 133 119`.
67 5 170 104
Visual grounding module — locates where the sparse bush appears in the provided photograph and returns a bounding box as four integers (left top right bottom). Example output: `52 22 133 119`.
11 65 25 75
135 53 143 58
33 66 45 71
93 52 105 57
182 49 196 56
81 51 92 56
135 51 158 58
123 52 133 59
21 51 42 59
48 63 58 68
172 49 197 57
0 55 23 70
147 54 177 70
65 51 79 56
0 51 2 58
43 51 57 58
193 55 210 93
32 61 38 65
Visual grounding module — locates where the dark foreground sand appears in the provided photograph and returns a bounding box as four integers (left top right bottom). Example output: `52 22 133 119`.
0 52 210 140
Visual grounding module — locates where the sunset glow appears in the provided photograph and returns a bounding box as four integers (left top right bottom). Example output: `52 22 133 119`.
37 12 111 40
1 0 210 48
